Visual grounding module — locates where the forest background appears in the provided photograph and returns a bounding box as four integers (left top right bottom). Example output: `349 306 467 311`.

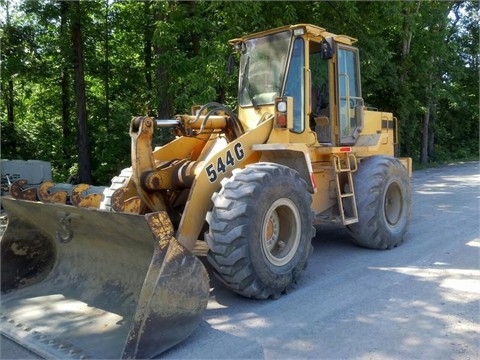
1 0 478 184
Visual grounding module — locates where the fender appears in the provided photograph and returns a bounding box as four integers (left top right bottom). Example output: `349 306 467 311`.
252 143 317 194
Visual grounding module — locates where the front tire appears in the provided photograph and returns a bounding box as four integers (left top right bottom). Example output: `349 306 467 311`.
347 156 411 249
206 163 315 299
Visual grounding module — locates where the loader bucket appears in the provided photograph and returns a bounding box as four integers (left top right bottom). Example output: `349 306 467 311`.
0 197 209 359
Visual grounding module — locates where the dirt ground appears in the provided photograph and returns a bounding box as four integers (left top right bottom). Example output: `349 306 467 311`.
1 161 479 359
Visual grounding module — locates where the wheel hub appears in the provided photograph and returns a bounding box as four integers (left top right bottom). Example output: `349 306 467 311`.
265 211 280 250
262 198 301 267
385 182 403 226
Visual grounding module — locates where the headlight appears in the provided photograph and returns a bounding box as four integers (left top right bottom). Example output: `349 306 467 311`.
276 101 287 113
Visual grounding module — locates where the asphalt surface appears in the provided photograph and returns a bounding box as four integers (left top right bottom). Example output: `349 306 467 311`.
1 161 479 359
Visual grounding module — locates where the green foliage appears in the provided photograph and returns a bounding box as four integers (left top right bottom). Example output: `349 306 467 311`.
1 0 478 184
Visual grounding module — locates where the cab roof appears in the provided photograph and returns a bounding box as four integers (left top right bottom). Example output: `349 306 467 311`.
228 24 357 46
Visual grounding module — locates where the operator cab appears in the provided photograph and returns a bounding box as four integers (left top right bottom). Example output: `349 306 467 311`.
230 24 365 146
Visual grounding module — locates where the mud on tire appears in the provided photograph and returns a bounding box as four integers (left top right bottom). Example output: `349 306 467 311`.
206 163 315 299
347 156 411 249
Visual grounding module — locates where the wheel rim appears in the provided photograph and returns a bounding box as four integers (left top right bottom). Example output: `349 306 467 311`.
262 198 301 266
384 181 403 226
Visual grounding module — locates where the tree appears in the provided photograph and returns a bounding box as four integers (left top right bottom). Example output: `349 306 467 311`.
1 0 477 185
70 1 92 184
60 1 72 171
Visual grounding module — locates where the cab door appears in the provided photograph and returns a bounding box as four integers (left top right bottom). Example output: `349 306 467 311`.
336 45 364 145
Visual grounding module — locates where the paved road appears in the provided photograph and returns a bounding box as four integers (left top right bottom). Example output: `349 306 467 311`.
2 161 479 359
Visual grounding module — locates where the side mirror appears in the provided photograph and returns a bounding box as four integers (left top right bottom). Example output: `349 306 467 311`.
320 38 333 60
227 53 235 75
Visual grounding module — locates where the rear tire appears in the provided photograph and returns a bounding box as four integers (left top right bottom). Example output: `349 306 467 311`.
347 156 411 249
206 163 315 299
100 167 137 211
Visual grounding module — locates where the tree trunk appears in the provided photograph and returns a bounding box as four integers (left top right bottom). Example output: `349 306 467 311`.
104 0 110 129
2 0 15 154
428 101 437 161
144 1 153 94
153 3 173 118
4 79 16 153
6 79 14 128
60 1 71 164
420 74 435 165
154 50 173 119
399 1 420 85
398 1 421 158
420 105 430 165
71 1 92 184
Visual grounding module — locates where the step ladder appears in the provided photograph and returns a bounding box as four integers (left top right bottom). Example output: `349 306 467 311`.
333 154 359 225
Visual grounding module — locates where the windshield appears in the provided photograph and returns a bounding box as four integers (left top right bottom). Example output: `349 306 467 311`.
238 30 291 107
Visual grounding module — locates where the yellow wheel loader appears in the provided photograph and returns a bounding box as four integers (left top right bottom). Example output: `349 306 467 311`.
1 24 412 359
